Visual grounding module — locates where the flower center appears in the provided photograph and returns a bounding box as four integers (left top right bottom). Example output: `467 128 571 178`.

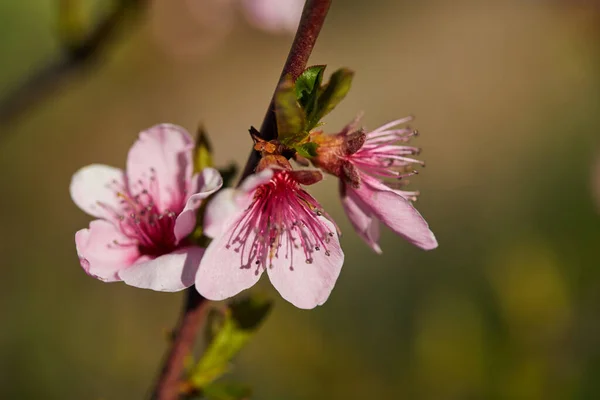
225 171 334 273
102 169 180 257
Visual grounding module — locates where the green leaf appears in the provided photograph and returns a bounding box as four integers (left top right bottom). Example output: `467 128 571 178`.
202 382 252 400
310 68 354 127
295 65 326 119
228 294 272 330
294 142 319 158
274 76 307 146
194 126 214 173
204 307 226 345
188 294 273 389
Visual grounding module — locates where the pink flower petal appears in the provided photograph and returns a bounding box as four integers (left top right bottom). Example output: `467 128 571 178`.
351 175 438 250
126 124 194 211
240 0 303 33
340 182 382 254
202 188 238 239
340 112 364 136
173 167 223 243
70 164 126 220
196 211 264 301
75 220 140 282
267 218 344 309
190 167 224 195
204 169 274 238
239 168 274 192
118 247 204 292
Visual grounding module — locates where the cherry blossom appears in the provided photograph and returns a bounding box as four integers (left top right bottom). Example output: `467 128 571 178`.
197 167 343 309
312 116 438 253
70 124 222 291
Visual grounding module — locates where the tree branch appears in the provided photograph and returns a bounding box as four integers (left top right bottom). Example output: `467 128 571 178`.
150 289 209 400
239 0 332 182
0 0 145 126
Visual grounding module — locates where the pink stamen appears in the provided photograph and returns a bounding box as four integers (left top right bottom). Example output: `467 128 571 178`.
225 171 334 272
105 168 182 257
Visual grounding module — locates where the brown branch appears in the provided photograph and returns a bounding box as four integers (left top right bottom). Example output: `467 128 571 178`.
0 0 145 126
239 0 333 182
150 289 209 400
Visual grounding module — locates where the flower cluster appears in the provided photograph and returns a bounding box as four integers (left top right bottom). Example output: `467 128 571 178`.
71 68 437 309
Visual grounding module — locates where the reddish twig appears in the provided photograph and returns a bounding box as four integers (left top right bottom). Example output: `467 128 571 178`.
150 1 332 398
239 0 332 182
150 289 208 400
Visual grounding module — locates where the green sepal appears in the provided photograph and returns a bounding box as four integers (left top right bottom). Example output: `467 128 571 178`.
311 68 354 126
274 76 307 146
294 142 319 158
187 294 273 389
193 126 214 173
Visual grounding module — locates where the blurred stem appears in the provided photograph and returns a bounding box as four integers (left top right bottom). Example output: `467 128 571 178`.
150 289 208 400
0 0 145 125
239 0 333 182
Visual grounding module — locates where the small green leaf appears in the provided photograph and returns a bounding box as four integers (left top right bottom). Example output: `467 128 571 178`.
295 65 326 118
204 307 226 345
202 382 252 400
310 68 354 127
294 142 319 158
275 76 307 146
188 294 273 389
228 294 272 330
194 126 214 173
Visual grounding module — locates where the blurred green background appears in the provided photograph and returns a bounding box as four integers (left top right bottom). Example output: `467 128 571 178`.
1 0 600 398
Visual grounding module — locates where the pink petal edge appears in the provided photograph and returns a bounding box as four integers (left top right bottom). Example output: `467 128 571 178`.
126 124 194 211
75 219 140 282
266 218 344 309
173 167 223 243
70 164 125 221
196 210 264 301
351 175 438 250
239 169 274 193
340 182 382 254
119 247 204 292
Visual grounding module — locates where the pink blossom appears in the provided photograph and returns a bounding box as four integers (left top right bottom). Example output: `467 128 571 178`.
197 168 344 309
240 0 304 33
152 0 303 56
312 116 438 253
70 124 222 291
